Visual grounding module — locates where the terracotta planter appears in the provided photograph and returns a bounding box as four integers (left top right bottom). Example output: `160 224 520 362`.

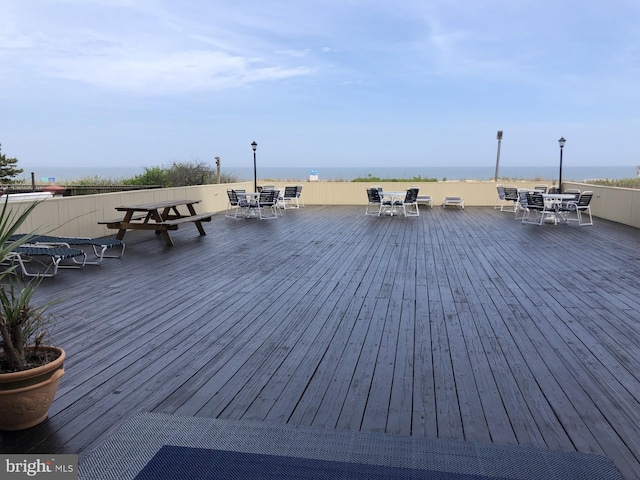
0 347 65 431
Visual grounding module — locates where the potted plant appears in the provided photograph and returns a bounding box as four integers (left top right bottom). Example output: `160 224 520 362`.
0 198 65 430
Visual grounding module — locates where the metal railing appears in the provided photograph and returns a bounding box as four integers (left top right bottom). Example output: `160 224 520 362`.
0 184 162 196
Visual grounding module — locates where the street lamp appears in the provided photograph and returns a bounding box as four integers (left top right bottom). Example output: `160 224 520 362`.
558 137 566 193
251 141 258 192
494 130 503 182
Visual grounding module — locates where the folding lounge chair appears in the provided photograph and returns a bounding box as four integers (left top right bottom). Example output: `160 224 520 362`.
10 234 124 265
5 245 86 277
416 195 433 209
442 197 464 209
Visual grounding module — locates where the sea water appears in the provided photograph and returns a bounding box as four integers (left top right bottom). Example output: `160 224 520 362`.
16 165 637 183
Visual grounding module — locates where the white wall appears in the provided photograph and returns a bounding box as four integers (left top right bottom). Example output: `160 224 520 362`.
6 181 640 238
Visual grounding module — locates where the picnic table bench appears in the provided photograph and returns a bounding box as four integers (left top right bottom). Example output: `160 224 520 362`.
99 199 215 246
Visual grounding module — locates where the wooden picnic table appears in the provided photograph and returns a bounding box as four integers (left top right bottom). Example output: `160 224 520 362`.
99 199 215 246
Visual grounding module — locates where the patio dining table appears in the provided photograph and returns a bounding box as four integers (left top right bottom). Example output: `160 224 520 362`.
236 191 279 219
541 193 578 224
379 191 407 216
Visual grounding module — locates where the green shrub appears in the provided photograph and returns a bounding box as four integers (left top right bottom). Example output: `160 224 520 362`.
122 161 239 187
589 178 640 189
123 166 169 186
352 174 438 183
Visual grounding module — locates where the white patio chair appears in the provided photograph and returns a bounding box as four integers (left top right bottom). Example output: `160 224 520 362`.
366 188 390 216
514 189 529 220
225 189 250 219
522 191 556 225
501 186 519 212
559 189 580 213
282 186 300 209
295 185 304 207
564 191 594 226
249 190 278 219
494 184 506 209
393 187 420 217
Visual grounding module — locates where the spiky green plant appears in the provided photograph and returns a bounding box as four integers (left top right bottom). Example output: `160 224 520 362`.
0 197 57 372
0 278 54 371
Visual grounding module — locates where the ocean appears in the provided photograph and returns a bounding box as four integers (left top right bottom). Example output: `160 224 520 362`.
16 165 638 183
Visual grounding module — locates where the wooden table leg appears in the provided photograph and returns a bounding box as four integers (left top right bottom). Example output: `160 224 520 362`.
116 211 135 240
149 209 174 246
187 203 207 236
160 231 174 246
194 221 206 235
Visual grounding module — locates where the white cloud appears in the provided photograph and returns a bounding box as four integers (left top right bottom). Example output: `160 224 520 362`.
0 0 317 95
276 49 311 58
41 49 312 95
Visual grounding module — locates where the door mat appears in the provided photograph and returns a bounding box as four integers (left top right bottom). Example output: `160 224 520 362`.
79 413 623 480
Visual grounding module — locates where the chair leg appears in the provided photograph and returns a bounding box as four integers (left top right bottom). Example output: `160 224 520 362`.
522 208 543 225
578 207 593 226
7 252 60 277
366 203 380 216
225 202 233 218
257 204 277 220
404 203 419 217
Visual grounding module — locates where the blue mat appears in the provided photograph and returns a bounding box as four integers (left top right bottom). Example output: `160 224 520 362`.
79 413 623 480
134 446 506 480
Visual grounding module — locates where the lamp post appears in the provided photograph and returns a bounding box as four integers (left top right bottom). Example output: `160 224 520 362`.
215 156 221 184
494 130 503 182
251 141 258 192
558 137 566 193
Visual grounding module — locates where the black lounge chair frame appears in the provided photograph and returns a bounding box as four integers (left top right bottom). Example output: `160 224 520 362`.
9 234 124 265
5 245 87 277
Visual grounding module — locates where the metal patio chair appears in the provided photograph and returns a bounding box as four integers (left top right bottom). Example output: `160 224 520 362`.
226 189 250 219
393 187 420 217
249 190 278 219
501 186 519 212
564 191 594 226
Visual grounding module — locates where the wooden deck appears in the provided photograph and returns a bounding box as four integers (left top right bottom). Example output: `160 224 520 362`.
1 205 639 478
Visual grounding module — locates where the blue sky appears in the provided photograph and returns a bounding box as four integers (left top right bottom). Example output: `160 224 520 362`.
1 0 639 171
